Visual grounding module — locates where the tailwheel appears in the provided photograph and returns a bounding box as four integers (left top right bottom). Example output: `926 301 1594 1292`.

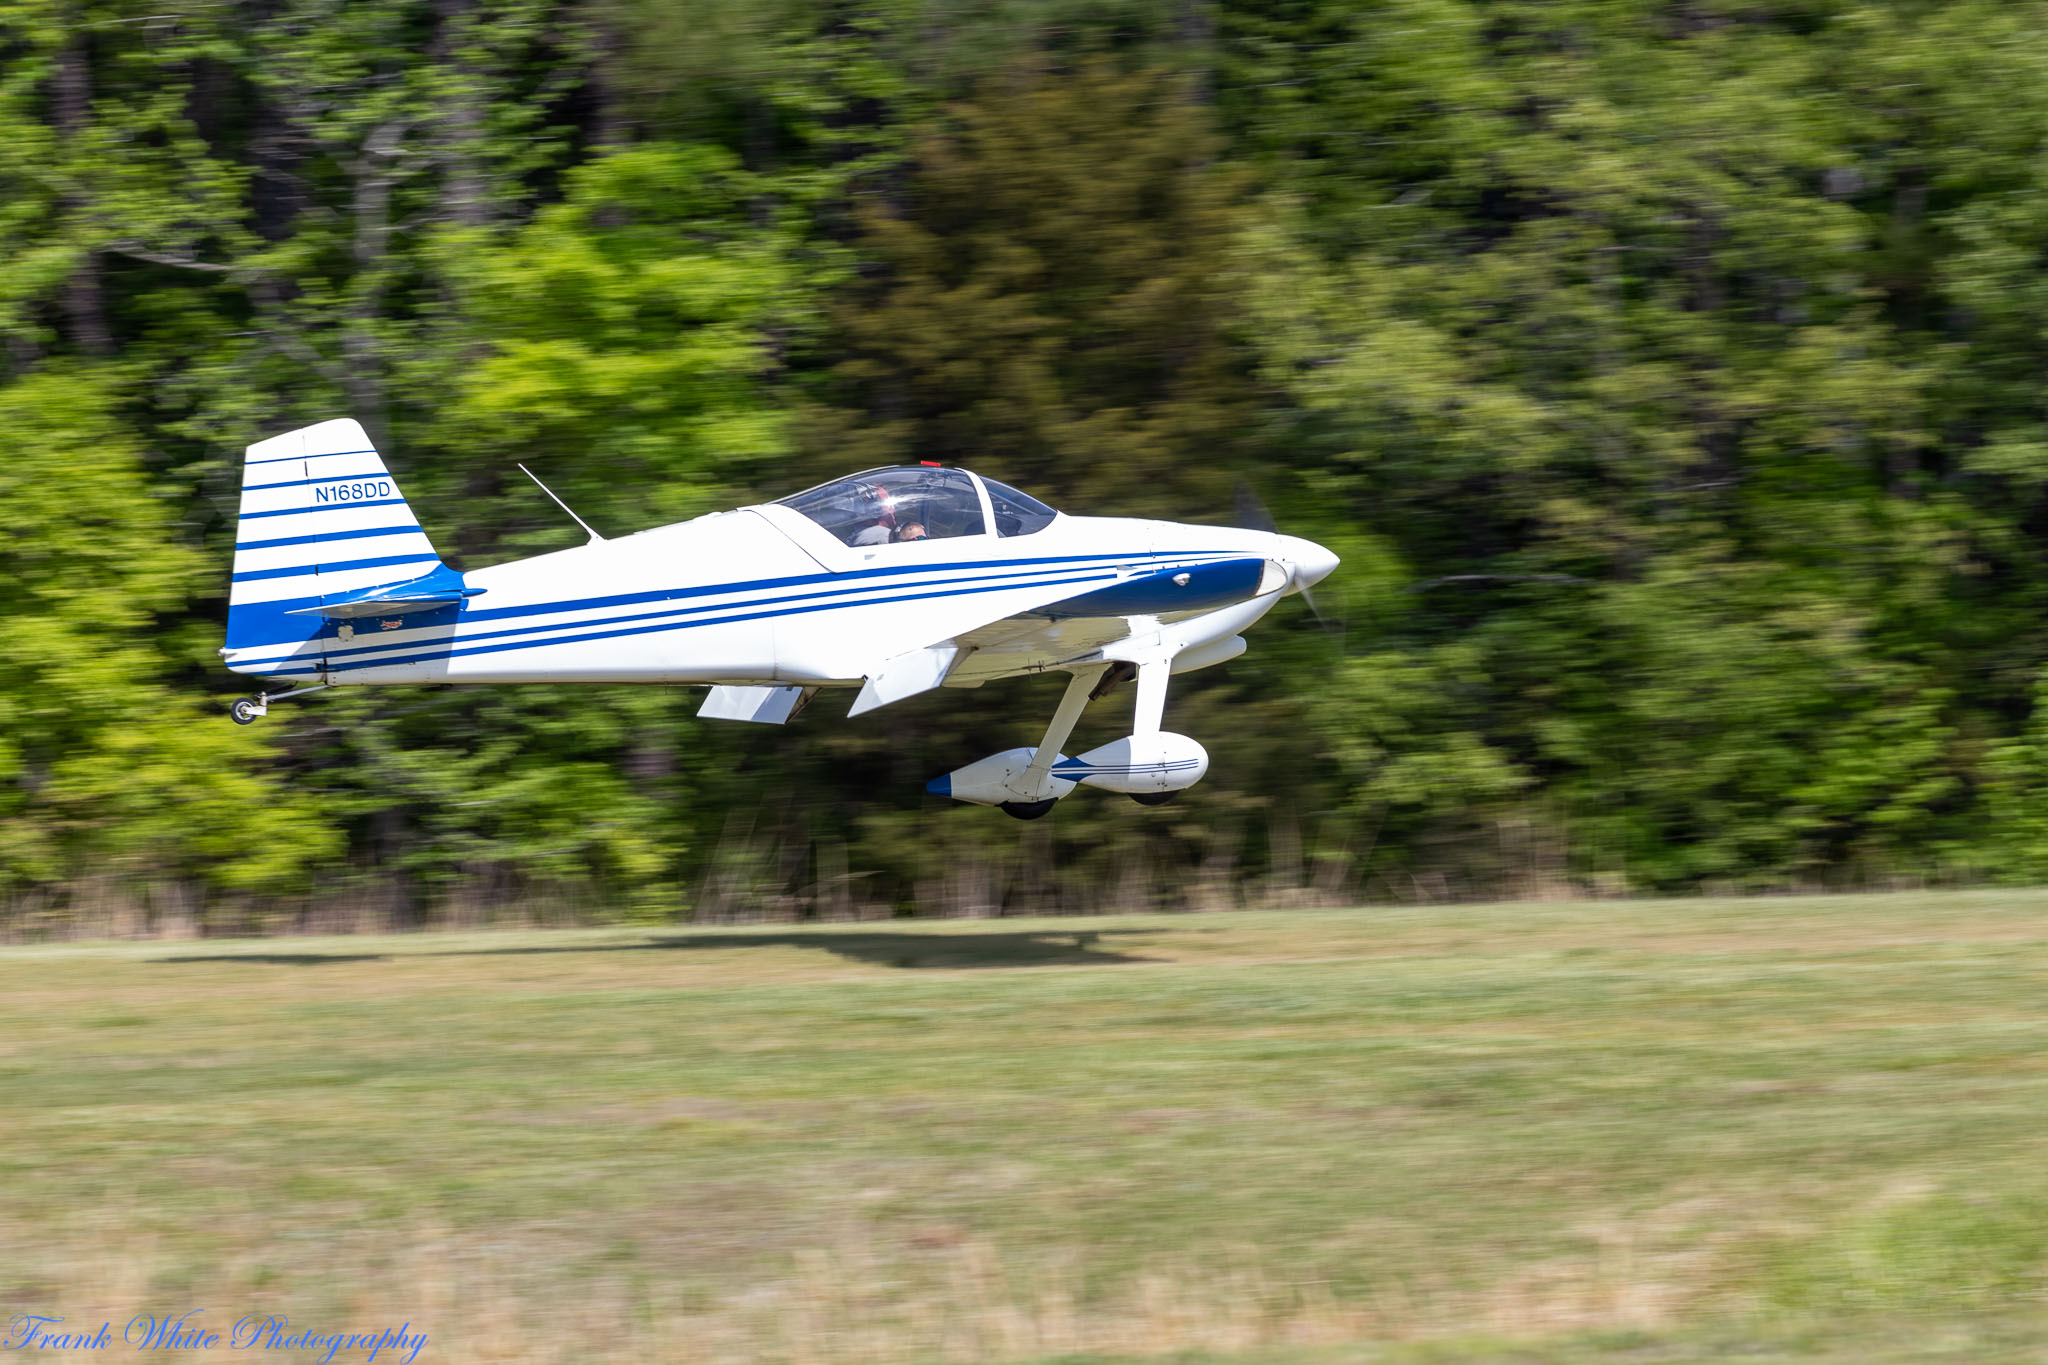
1129 790 1178 806
999 798 1058 821
229 696 265 725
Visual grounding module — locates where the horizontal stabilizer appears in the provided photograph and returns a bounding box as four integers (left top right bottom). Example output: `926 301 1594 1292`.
849 642 960 717
699 684 816 725
285 563 483 619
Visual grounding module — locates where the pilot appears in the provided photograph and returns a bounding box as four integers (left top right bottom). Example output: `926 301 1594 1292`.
896 522 928 542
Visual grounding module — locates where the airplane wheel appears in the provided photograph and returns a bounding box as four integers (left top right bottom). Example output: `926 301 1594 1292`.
230 697 262 725
1130 790 1178 806
999 799 1058 821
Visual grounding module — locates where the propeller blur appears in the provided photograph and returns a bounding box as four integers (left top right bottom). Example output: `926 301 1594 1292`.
221 420 1338 817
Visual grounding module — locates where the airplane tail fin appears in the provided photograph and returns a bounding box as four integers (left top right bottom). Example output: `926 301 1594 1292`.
223 419 446 677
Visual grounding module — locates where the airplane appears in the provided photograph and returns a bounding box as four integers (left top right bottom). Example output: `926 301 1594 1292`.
221 419 1338 818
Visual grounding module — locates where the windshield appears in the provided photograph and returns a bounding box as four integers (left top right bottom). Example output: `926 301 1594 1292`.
982 476 1058 536
777 467 987 546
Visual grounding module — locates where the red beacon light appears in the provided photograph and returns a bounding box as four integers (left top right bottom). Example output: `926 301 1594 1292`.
920 460 943 468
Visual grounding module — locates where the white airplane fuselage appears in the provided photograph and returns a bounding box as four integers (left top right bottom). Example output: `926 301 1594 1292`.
229 498 1331 691
221 421 1337 811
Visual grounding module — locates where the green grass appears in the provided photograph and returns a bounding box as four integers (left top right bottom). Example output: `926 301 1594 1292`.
6 893 2048 1362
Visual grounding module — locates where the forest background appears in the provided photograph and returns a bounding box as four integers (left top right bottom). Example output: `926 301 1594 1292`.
8 0 2048 933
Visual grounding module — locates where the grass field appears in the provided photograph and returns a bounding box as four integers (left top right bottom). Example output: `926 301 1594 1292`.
6 893 2048 1363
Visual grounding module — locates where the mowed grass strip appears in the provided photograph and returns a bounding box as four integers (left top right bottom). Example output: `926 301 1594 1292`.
4 892 2048 1363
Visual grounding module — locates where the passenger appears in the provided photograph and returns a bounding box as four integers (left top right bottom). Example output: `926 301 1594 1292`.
896 522 929 542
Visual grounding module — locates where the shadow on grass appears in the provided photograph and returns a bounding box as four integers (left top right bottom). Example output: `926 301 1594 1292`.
156 953 392 966
155 931 1156 969
445 929 1159 969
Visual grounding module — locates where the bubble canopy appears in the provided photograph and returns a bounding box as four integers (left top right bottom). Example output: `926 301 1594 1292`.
775 467 1059 546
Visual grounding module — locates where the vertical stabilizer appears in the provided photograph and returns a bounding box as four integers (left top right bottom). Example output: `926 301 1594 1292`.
223 419 445 678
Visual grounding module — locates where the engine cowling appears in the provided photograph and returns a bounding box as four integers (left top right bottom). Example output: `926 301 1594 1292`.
1052 732 1209 795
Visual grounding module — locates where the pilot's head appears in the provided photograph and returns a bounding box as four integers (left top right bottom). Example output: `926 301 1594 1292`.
897 522 928 542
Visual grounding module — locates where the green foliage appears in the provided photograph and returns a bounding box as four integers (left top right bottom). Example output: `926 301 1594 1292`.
11 0 2048 921
444 142 804 531
1238 0 2048 890
809 60 1254 515
0 371 335 895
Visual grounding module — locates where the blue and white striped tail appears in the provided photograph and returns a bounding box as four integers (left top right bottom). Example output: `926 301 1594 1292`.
223 419 445 679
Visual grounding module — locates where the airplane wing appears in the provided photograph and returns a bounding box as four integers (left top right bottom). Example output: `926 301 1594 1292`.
946 614 1138 686
834 557 1275 711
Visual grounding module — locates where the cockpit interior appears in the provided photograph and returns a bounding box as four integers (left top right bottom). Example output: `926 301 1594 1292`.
777 467 1059 546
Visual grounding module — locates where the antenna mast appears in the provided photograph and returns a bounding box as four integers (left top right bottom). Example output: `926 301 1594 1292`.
517 463 606 544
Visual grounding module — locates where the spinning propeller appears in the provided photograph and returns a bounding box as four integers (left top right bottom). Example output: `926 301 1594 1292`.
1236 480 1341 634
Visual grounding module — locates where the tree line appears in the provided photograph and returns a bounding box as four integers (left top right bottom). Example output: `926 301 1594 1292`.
8 0 2048 931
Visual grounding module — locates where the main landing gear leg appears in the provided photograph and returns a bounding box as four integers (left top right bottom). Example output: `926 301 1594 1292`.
1000 665 1108 820
1132 657 1169 737
229 683 330 725
1127 656 1179 806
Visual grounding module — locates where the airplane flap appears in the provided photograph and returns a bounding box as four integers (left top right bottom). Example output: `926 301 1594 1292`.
848 642 960 716
699 684 815 725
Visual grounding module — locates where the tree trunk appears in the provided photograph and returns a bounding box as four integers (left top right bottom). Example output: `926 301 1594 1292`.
584 7 629 151
433 0 491 228
343 122 405 438
1177 0 1215 106
54 11 112 356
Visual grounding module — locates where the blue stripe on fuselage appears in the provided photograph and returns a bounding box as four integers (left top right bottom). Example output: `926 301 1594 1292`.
455 550 1205 627
224 548 1244 668
320 566 1128 674
281 561 1128 669
229 554 1171 669
232 550 1222 654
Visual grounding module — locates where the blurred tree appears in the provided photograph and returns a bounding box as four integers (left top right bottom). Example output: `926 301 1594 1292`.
0 372 338 910
766 60 1293 906
11 0 2048 923
808 60 1255 516
1233 0 1993 889
290 140 808 920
